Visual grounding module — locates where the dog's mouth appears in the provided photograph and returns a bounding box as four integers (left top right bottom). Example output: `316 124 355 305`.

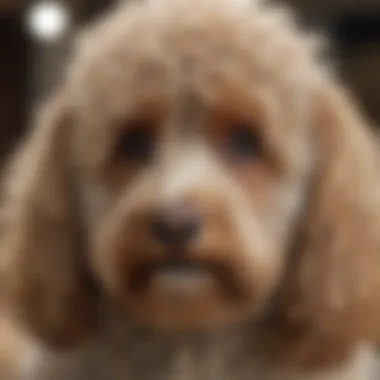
119 255 267 329
150 261 213 298
129 258 244 300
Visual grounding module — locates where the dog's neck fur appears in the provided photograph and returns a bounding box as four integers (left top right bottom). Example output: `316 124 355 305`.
93 299 262 379
23 298 378 380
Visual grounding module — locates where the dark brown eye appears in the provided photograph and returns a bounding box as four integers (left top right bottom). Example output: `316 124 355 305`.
226 124 262 161
117 122 155 163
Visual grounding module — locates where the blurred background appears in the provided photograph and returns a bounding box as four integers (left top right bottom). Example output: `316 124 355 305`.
0 0 380 169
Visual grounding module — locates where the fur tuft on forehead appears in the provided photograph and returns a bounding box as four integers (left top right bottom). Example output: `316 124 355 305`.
67 0 329 104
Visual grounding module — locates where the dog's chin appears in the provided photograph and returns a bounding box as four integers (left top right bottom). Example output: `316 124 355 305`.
122 259 261 331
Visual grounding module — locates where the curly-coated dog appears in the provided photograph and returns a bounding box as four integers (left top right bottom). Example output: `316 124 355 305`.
2 0 380 379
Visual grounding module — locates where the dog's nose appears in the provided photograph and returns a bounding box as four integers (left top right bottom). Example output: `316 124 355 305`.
150 203 201 246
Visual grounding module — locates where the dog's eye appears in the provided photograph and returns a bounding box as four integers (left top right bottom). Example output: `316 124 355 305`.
117 124 155 162
226 124 262 161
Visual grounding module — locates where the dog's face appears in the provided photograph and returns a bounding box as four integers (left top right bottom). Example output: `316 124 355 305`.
68 2 315 330
5 0 380 351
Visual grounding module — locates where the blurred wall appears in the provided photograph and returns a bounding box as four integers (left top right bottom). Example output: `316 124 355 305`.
30 33 71 107
0 13 28 166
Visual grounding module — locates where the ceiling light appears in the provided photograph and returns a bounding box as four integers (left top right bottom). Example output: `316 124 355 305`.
26 1 71 43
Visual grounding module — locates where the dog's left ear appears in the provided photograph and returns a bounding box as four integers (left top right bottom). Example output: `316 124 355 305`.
1 89 98 351
277 78 380 344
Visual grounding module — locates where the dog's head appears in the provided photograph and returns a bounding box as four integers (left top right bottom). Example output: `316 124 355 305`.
3 0 380 350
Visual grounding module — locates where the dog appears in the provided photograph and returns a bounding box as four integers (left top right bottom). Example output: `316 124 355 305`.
2 0 380 379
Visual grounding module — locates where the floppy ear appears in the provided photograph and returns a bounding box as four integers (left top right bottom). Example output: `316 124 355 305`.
275 80 380 359
1 89 97 351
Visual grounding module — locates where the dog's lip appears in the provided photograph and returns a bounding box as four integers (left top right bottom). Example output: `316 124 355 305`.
151 264 212 297
152 259 211 274
129 259 213 294
128 258 245 301
129 259 212 297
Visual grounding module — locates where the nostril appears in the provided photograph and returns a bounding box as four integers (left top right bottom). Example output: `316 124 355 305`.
150 204 201 246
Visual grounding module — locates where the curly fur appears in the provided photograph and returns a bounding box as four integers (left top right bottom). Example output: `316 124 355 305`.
2 0 380 379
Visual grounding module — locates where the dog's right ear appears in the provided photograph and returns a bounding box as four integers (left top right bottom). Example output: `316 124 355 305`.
1 89 97 351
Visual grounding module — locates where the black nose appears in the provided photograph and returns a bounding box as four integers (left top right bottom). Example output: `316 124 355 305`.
150 203 201 246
